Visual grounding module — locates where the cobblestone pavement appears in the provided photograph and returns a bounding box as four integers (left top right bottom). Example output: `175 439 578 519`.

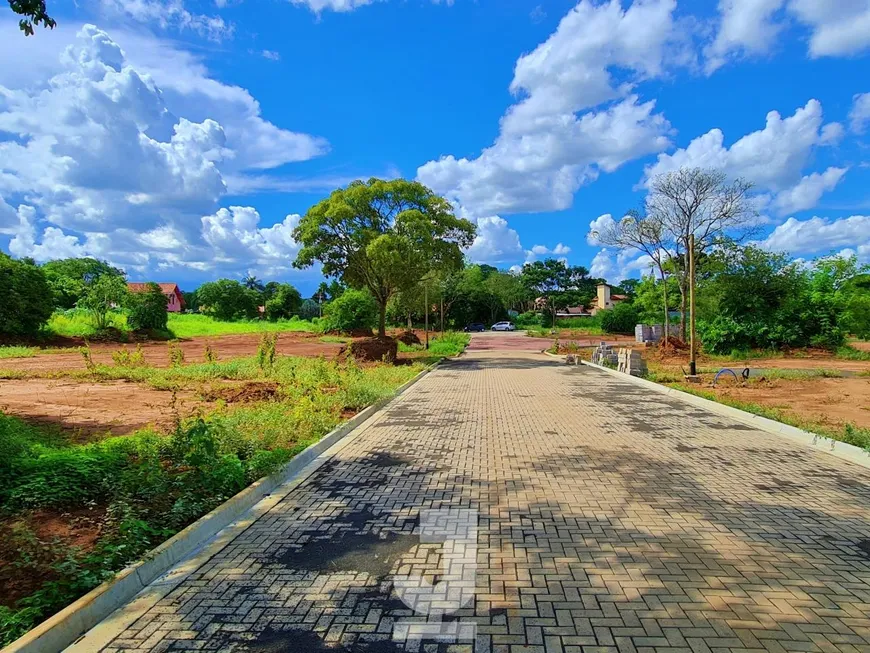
100 352 870 653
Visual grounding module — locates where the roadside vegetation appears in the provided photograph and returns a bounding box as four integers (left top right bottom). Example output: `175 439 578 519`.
0 353 423 646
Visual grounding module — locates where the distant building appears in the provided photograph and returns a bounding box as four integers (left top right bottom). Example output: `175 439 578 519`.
127 282 185 312
589 283 626 315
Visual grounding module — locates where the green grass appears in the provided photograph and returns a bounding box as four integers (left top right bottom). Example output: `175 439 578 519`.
0 346 36 359
835 345 870 361
166 314 321 338
0 355 422 646
46 310 131 339
396 332 469 357
42 310 322 341
319 335 350 344
665 383 870 451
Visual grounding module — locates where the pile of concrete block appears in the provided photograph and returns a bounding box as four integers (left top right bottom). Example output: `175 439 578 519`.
591 341 618 367
635 323 680 344
617 348 647 377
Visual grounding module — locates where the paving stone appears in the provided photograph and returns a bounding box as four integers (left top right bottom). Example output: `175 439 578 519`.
98 352 870 653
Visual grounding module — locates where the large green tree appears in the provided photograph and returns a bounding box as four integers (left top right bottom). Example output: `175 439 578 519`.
9 0 55 35
79 275 129 331
0 253 54 336
293 178 476 337
265 283 302 321
41 257 125 309
521 259 598 326
197 279 259 321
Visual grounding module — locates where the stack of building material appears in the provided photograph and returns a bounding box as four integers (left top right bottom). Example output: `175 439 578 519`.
617 348 648 377
591 342 618 367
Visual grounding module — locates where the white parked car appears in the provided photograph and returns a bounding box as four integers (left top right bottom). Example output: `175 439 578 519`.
491 321 516 331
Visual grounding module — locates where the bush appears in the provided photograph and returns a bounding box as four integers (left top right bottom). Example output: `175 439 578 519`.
197 279 259 321
514 311 543 328
598 302 639 335
322 289 378 334
0 254 54 336
127 283 168 331
79 275 130 331
265 284 302 321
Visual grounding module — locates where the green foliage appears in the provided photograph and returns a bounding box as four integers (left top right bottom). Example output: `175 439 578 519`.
513 311 543 328
196 279 260 321
0 254 54 336
47 309 129 338
79 275 129 331
299 298 320 320
127 283 168 331
426 332 470 357
521 259 599 326
322 289 378 334
293 178 476 336
836 345 870 361
0 354 424 644
9 0 56 35
0 346 36 359
598 302 639 335
264 283 302 321
696 246 868 354
41 258 123 310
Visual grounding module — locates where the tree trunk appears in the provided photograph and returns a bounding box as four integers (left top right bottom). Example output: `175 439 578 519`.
659 266 669 346
407 312 412 330
378 304 386 338
678 282 687 340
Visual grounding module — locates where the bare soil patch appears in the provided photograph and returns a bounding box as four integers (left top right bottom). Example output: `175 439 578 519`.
348 337 398 363
0 332 345 373
652 349 870 374
0 378 202 439
709 377 870 430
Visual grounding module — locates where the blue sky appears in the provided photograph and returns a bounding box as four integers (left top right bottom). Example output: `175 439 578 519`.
0 0 868 296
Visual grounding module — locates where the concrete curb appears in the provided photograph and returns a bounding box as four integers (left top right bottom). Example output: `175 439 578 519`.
4 362 438 653
578 358 870 470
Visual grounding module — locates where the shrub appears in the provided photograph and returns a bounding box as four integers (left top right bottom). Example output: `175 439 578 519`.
127 283 168 331
322 289 378 334
265 284 302 321
196 279 259 321
598 302 639 335
79 275 129 331
168 341 185 367
0 254 54 336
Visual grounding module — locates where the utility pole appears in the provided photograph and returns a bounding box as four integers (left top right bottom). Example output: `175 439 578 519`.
440 296 444 335
688 233 697 376
424 283 429 350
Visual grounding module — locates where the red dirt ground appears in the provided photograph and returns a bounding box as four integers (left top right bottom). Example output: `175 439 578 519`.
0 378 204 439
0 332 346 372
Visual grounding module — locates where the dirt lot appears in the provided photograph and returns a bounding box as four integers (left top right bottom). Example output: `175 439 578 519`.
710 376 870 430
647 348 870 431
0 378 205 439
0 332 346 373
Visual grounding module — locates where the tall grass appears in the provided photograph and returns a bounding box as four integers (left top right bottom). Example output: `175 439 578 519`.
47 309 130 338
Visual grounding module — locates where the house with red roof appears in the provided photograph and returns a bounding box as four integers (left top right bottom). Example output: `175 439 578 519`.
128 282 185 312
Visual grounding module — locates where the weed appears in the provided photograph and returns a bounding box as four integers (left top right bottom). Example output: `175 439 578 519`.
257 333 277 375
168 341 185 367
203 342 218 363
79 342 96 374
112 345 147 368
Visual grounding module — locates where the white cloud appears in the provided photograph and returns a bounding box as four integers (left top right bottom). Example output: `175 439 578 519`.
201 207 303 269
287 0 455 13
770 167 847 215
705 0 785 73
761 215 870 260
850 93 870 134
261 50 281 61
587 213 618 245
589 247 653 282
645 99 842 213
98 0 233 41
525 242 571 263
417 0 680 216
465 216 525 264
706 0 870 68
0 24 329 277
788 0 870 58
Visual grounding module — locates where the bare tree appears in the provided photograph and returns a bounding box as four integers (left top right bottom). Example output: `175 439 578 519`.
646 168 756 338
593 210 674 344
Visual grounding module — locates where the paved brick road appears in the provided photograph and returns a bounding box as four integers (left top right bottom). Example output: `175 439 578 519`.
98 350 870 653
